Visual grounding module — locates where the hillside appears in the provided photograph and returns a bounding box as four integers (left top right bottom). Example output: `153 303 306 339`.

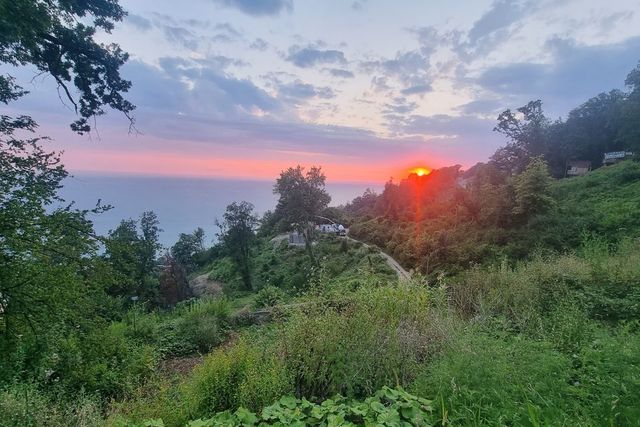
201 234 398 301
95 231 640 426
345 161 640 276
552 160 640 240
4 2 640 426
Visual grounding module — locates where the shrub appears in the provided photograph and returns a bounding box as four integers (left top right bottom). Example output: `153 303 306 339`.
156 298 231 357
253 286 285 309
47 322 157 399
181 339 292 418
172 387 434 426
0 383 102 427
277 284 453 399
449 239 640 328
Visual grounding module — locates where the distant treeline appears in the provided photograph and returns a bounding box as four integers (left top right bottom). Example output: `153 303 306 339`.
343 61 640 275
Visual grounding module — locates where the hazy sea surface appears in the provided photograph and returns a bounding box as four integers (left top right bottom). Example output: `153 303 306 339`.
60 174 382 247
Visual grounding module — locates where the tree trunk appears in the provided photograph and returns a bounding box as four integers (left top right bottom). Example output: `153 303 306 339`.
303 227 316 264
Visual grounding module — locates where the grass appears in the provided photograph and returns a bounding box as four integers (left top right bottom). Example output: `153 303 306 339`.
109 236 640 426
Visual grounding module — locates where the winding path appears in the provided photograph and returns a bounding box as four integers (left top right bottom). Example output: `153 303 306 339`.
345 235 411 281
270 232 410 281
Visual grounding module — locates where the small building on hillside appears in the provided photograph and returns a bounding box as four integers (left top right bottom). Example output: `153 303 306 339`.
288 231 306 246
317 223 337 233
603 151 633 165
316 223 346 236
566 160 591 177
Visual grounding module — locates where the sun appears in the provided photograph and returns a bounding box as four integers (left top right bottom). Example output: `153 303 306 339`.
410 167 432 177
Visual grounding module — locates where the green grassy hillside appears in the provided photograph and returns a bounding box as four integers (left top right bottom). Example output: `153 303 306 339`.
108 237 640 426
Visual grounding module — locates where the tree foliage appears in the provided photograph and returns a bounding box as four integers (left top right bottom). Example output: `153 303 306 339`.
159 254 192 307
217 202 259 291
171 227 205 274
273 165 331 261
512 157 555 220
491 100 549 174
0 0 135 132
104 211 162 302
0 113 107 371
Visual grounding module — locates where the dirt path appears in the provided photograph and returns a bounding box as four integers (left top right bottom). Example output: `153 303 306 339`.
376 249 411 281
346 235 411 281
271 232 410 281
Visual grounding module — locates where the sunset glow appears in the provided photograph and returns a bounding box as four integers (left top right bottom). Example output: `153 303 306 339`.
410 167 432 177
2 0 637 185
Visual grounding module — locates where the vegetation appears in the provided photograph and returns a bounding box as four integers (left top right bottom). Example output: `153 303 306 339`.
133 387 435 427
108 238 640 426
0 0 135 132
272 165 331 262
2 1 640 425
216 202 259 291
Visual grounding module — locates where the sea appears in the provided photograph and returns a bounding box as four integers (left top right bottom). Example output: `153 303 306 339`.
60 174 382 248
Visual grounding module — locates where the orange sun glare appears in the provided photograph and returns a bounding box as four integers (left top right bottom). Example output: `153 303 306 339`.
411 167 432 177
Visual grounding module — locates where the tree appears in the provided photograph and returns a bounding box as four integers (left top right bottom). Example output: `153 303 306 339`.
546 90 626 174
171 228 205 274
139 211 162 282
492 100 550 174
104 211 163 303
0 0 135 132
159 254 192 307
620 62 640 154
217 202 258 291
273 166 331 262
0 115 103 354
343 188 379 219
512 157 555 221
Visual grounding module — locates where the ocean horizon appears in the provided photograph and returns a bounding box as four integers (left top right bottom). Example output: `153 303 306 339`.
60 173 382 248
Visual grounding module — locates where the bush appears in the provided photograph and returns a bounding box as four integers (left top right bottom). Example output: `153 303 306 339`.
155 298 231 357
277 284 453 399
165 387 435 426
253 286 285 309
0 383 102 427
181 338 292 419
449 239 640 328
41 322 157 399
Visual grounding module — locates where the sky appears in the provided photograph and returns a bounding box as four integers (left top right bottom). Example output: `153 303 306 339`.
4 0 640 183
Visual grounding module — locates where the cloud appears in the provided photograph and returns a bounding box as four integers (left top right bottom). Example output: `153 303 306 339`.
182 18 211 29
598 11 634 34
351 1 368 11
277 80 335 101
476 36 640 115
327 68 355 78
409 1 535 64
400 84 432 95
362 50 432 94
162 26 199 50
250 38 269 51
194 55 247 71
212 0 293 16
468 0 532 44
384 113 505 164
371 76 391 92
411 26 461 58
144 14 203 49
455 99 504 116
286 45 347 68
211 22 243 43
123 58 281 121
382 97 418 115
126 14 153 31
